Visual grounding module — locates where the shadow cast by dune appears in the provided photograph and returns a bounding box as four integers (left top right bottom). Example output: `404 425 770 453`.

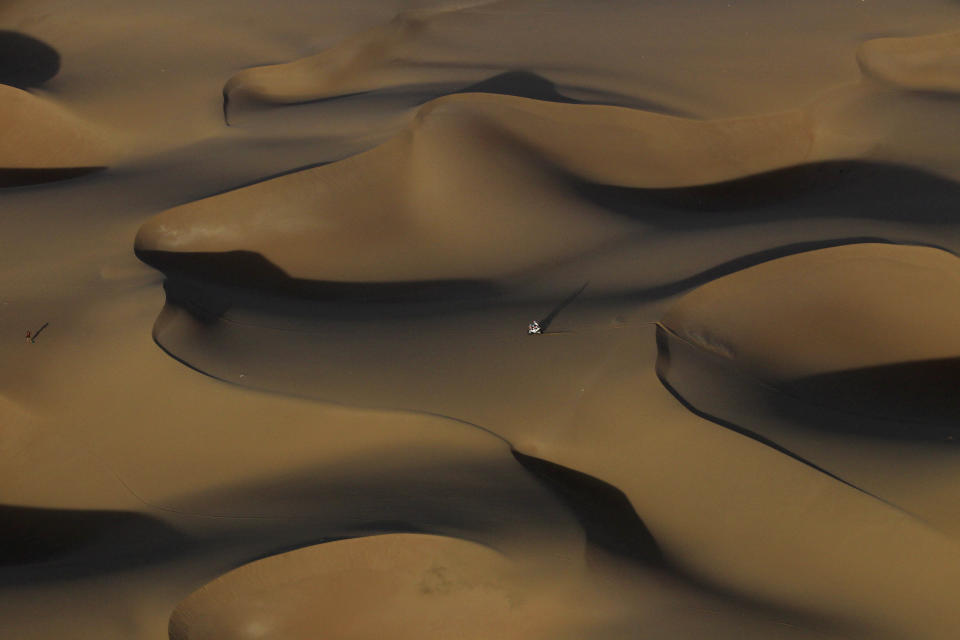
448 70 581 104
223 68 676 126
575 160 960 226
512 451 663 565
452 70 687 114
780 359 960 437
653 325 874 492
142 250 499 308
162 452 584 557
654 321 960 533
0 167 106 189
0 504 189 585
0 31 60 89
620 236 949 303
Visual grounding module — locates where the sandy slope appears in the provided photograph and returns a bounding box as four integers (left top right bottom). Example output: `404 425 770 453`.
0 84 115 185
8 1 960 639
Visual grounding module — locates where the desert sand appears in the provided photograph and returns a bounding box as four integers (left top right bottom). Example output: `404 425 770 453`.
7 1 960 639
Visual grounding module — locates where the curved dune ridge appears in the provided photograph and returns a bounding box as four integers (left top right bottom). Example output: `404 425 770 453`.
222 1 518 120
659 242 960 429
137 92 819 284
168 534 525 640
858 30 960 93
654 242 960 536
0 84 112 186
660 243 960 392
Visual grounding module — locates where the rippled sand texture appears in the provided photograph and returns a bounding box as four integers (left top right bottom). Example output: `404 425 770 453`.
7 1 960 639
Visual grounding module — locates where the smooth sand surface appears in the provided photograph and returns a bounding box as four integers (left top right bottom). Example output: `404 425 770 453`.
8 1 960 639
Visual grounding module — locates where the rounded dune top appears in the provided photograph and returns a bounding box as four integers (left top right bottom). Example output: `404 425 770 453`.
0 84 113 169
661 243 960 382
169 533 525 640
858 30 960 93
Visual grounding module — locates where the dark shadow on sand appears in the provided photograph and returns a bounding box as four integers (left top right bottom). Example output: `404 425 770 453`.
137 249 501 307
0 167 105 188
30 322 48 342
534 282 587 333
782 359 960 437
512 451 663 565
656 323 960 448
575 160 960 226
0 31 60 89
223 68 686 125
450 70 581 103
0 504 188 584
653 325 882 493
622 236 950 303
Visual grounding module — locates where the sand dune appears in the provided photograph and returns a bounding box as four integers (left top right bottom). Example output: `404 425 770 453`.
222 4 497 114
170 533 844 640
0 84 113 186
661 243 960 384
10 1 960 640
137 23 960 290
137 93 820 285
858 30 960 93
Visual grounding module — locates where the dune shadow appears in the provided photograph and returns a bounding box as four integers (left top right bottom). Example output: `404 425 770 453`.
0 31 60 89
451 70 687 114
0 167 105 189
574 160 960 227
657 323 960 452
138 249 501 316
512 451 663 565
0 504 188 585
620 236 948 303
448 70 581 104
224 68 680 126
781 359 960 438
162 453 585 555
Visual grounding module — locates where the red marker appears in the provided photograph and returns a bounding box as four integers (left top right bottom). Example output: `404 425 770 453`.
25 331 31 344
